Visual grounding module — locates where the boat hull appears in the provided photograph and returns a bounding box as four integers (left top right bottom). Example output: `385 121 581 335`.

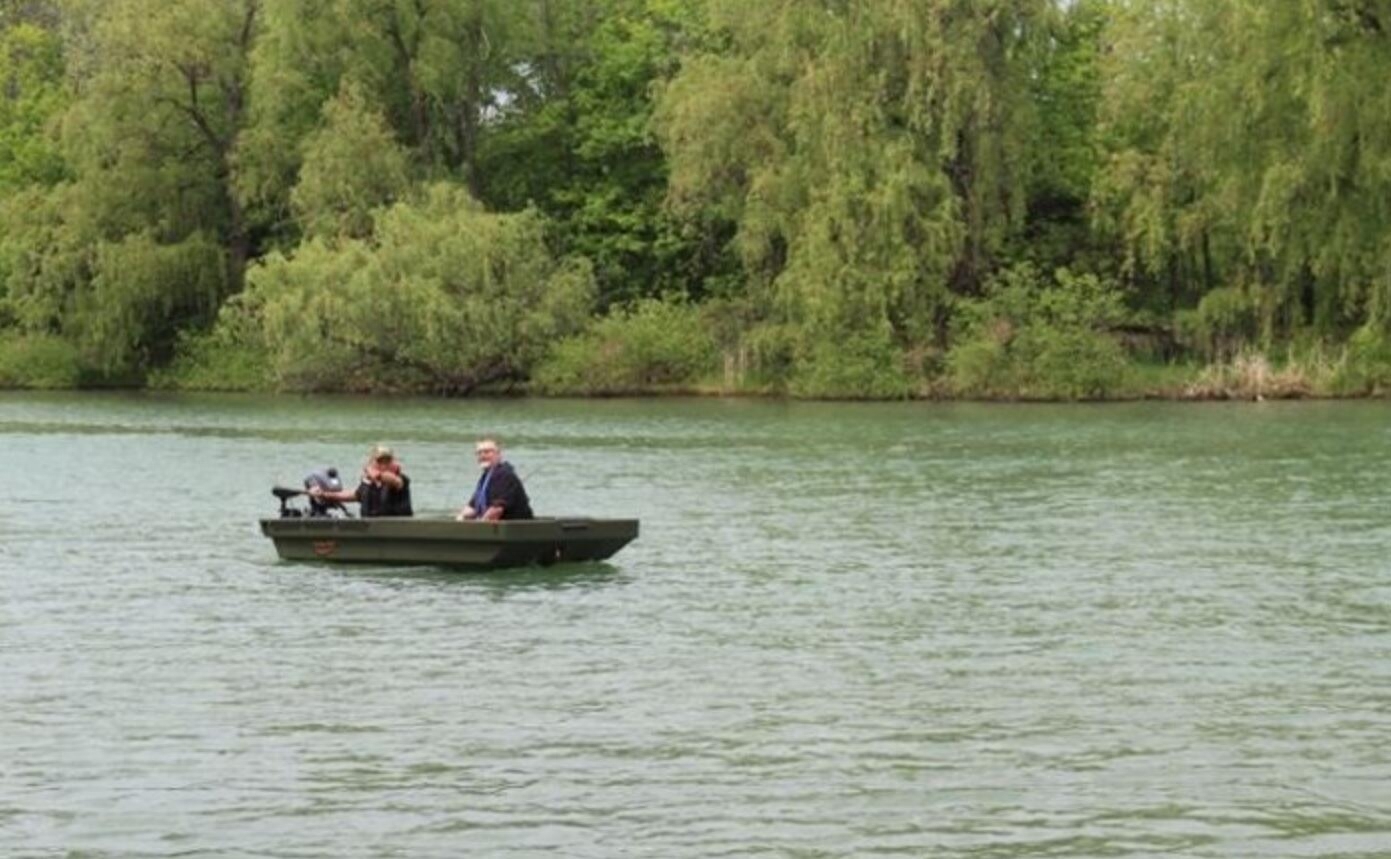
259 517 639 569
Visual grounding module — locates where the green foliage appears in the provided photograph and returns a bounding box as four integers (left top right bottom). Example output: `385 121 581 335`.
948 264 1131 399
1097 0 1391 337
0 0 255 377
478 0 723 309
1333 325 1391 395
789 327 912 400
237 0 523 223
532 296 718 395
0 183 91 334
58 0 259 239
241 183 594 393
72 232 227 373
1030 1 1105 207
0 20 68 191
0 332 82 387
290 82 411 239
147 312 271 391
1174 285 1266 361
0 181 220 378
17 0 1391 399
1017 0 1109 275
655 0 1053 354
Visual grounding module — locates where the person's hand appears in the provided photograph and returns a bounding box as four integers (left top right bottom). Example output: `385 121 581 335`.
481 506 503 522
459 505 476 521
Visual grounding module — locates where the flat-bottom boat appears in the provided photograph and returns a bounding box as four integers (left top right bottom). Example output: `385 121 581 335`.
259 517 640 570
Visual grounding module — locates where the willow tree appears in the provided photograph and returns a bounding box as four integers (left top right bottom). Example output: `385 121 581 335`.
654 0 1052 395
289 81 411 240
0 0 262 373
0 10 67 341
1097 0 1391 349
238 184 594 393
68 0 260 289
237 0 522 235
0 14 66 193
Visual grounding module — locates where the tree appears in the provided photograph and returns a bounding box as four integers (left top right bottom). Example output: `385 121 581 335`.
242 183 594 393
0 15 67 192
290 81 411 239
654 0 1053 393
479 0 723 309
1097 0 1391 342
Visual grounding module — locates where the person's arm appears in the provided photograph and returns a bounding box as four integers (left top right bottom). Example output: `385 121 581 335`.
310 486 358 503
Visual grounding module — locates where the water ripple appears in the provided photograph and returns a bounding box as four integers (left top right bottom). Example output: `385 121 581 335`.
3 396 1391 856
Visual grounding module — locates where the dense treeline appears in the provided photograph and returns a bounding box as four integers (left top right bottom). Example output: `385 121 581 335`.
4 0 1391 398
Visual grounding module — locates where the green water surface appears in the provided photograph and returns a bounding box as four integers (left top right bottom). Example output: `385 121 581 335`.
2 393 1389 857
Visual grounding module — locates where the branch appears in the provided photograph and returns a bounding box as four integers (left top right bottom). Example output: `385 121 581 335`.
322 332 517 395
167 62 227 155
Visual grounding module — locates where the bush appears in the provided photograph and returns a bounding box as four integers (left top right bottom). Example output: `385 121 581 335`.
947 264 1131 399
1185 348 1338 400
0 334 84 388
788 327 912 399
1175 285 1266 360
148 310 273 391
532 297 717 394
233 183 595 394
1332 325 1391 395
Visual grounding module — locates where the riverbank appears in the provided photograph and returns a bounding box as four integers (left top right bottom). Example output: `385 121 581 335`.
3 349 1386 402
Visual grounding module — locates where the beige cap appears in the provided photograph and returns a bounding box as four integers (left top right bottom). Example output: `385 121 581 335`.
369 444 394 462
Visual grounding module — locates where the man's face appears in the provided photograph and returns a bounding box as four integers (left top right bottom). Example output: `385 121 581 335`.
475 444 500 470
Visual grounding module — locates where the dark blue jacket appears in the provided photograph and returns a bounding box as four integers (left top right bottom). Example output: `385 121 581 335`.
469 462 533 519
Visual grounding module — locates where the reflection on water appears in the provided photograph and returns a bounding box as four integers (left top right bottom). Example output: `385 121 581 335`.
2 392 1391 857
290 560 628 594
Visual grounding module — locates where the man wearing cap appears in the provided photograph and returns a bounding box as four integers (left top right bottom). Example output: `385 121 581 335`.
310 444 413 517
456 437 532 522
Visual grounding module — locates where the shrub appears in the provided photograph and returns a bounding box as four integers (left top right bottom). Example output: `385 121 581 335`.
788 326 912 399
947 264 1131 399
533 297 717 394
232 183 594 394
1175 285 1265 360
148 308 273 391
0 334 83 388
1185 349 1337 400
1334 325 1391 394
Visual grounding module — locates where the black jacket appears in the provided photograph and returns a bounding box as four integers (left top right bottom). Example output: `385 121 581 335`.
356 474 413 517
470 462 533 520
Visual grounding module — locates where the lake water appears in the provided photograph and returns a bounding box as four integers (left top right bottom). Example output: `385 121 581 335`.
2 393 1389 857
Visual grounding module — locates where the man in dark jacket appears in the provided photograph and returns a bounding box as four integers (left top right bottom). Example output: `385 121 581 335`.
456 437 533 521
310 444 413 517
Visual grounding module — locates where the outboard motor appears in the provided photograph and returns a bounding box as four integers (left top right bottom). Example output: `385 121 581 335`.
304 467 348 517
271 467 351 518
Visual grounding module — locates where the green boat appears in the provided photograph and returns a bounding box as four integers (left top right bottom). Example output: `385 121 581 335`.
260 516 640 569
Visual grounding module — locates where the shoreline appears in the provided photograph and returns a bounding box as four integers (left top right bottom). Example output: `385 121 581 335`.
2 381 1386 403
